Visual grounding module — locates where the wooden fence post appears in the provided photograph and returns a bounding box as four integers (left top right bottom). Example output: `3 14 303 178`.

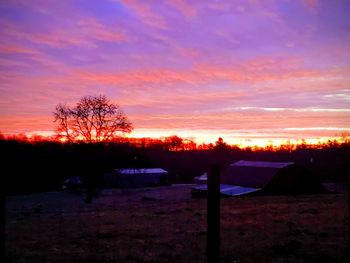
348 172 350 261
207 163 221 262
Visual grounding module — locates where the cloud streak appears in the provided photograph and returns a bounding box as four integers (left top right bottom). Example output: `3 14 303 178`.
118 0 168 29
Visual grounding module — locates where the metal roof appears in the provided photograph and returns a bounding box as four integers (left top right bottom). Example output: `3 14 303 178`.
231 160 294 168
194 160 323 196
115 168 168 174
194 173 207 181
222 160 295 188
192 184 261 196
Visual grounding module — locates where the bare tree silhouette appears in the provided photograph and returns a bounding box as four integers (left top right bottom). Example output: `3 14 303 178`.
54 95 133 143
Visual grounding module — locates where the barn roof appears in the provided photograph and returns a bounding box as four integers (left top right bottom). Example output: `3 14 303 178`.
194 173 207 181
231 160 294 168
222 160 295 188
115 168 168 175
192 184 261 197
193 160 324 196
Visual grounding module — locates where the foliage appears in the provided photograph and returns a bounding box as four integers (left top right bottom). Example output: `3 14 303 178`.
164 135 184 151
53 95 133 143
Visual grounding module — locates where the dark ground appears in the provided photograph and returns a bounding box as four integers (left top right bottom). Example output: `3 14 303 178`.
5 185 348 263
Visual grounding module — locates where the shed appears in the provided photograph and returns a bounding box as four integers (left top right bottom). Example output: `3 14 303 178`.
192 160 325 197
104 168 168 188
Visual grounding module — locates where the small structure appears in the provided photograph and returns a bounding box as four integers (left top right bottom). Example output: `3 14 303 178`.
192 160 325 197
194 172 207 184
104 168 168 188
62 176 82 190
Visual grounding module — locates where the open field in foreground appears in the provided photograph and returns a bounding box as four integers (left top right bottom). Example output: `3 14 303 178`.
5 185 349 262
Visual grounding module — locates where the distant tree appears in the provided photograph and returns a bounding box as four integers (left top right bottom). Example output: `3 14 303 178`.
340 132 350 146
164 135 184 151
53 95 133 143
207 143 214 150
296 139 308 150
28 134 47 143
183 139 197 151
10 133 28 142
214 137 229 150
278 140 295 152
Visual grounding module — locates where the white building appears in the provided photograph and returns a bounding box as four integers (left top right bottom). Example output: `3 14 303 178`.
104 168 168 188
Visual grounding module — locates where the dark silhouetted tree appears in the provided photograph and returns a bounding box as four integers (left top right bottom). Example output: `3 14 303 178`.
164 135 184 151
214 137 229 150
54 95 133 143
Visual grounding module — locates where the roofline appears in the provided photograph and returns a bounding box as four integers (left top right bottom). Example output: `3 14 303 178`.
114 168 168 174
230 160 294 168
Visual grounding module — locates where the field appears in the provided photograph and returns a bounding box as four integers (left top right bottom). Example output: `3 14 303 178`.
5 185 348 262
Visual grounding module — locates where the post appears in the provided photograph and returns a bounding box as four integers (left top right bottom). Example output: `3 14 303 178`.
207 164 221 262
348 172 350 261
0 191 4 263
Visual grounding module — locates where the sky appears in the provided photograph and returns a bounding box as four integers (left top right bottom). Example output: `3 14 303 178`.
0 0 350 146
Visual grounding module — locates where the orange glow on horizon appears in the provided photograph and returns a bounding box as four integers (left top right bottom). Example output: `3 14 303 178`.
5 129 347 149
128 129 346 148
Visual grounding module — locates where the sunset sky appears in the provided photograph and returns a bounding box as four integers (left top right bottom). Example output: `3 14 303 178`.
1 0 349 146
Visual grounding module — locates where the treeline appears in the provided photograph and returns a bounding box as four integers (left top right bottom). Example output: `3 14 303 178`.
1 134 350 195
2 132 350 151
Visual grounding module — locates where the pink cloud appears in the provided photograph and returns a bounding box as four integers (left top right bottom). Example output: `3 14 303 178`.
0 115 54 134
1 20 92 48
30 32 96 48
129 109 350 131
1 17 126 49
69 61 350 90
242 56 304 72
119 0 168 29
167 0 198 18
303 0 318 10
0 42 67 70
77 18 127 43
0 43 39 55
